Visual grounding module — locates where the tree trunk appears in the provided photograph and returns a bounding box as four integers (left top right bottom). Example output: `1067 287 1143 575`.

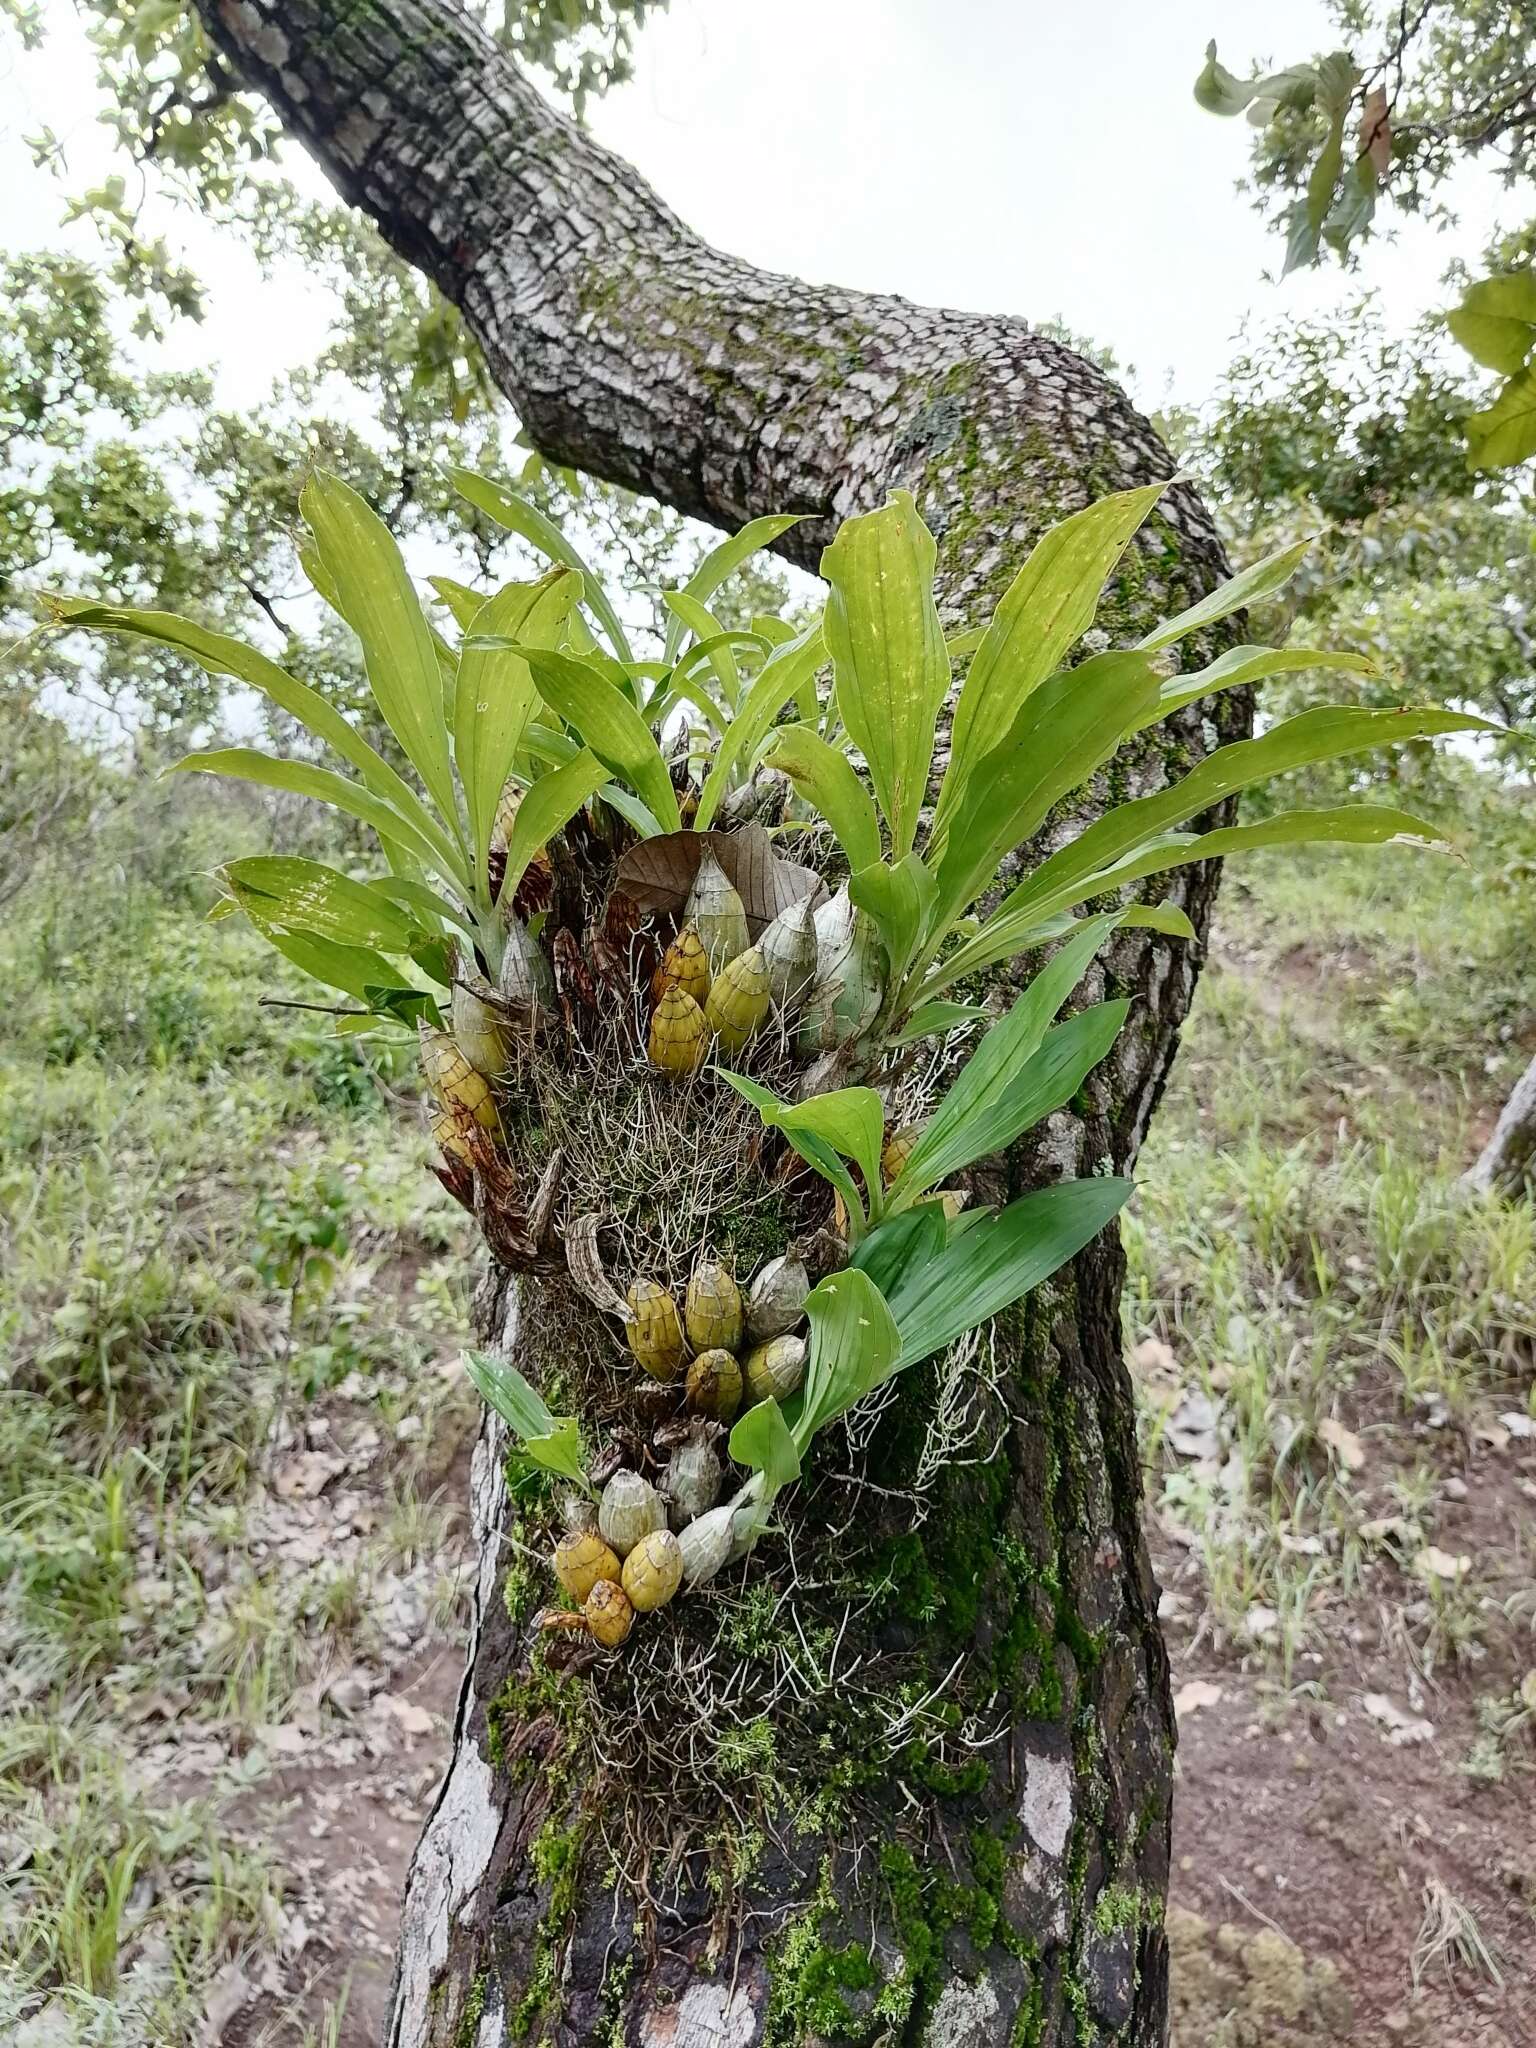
192 5 1248 2040
1465 1048 1536 1197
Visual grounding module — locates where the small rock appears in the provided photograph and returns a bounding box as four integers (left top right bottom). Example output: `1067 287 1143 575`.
273 1451 345 1501
1414 1545 1470 1583
378 1693 434 1737
1174 1679 1223 1719
201 1961 254 2042
1318 1418 1366 1471
1362 1693 1435 1745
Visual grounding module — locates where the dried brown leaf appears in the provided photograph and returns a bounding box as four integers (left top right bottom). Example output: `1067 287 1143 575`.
613 823 826 936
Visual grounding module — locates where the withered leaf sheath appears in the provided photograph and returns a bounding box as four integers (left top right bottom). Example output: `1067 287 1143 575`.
677 1502 735 1587
664 1430 723 1527
757 895 818 1010
685 847 750 969
745 1255 810 1342
598 1470 667 1557
498 916 554 1009
881 1124 920 1187
451 976 508 1080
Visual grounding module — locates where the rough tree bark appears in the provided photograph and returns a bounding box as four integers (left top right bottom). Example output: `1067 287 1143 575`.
192 4 1248 2041
1465 1049 1536 1197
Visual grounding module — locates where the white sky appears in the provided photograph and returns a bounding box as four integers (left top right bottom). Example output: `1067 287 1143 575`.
0 0 1515 427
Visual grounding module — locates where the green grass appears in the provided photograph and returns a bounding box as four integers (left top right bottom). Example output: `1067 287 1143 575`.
0 777 475 2032
1127 778 1536 1688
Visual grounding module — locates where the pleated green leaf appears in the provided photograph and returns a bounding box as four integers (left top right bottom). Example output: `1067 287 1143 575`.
891 913 1123 1202
791 1267 902 1451
455 567 580 898
451 467 633 662
821 492 948 856
931 651 1161 936
500 750 609 902
937 480 1168 833
861 1177 1135 1371
41 599 461 880
763 722 882 873
462 1352 588 1488
523 647 681 835
1136 537 1315 653
933 803 1452 993
169 749 463 890
661 513 802 665
694 624 826 831
221 856 421 953
728 1399 801 1489
1127 642 1379 735
302 471 459 831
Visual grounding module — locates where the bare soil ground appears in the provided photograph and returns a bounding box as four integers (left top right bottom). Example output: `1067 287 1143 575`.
1158 1446 1536 2048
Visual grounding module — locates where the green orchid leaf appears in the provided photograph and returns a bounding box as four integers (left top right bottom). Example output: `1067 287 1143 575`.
1004 705 1490 931
695 625 826 832
849 852 935 994
428 574 485 631
243 920 404 1007
523 646 682 835
1127 643 1380 735
930 650 1162 936
821 491 948 856
1135 538 1316 653
169 749 464 891
221 856 420 953
662 592 742 709
889 1000 990 1046
462 1351 588 1488
451 466 633 662
861 1177 1135 1370
718 1070 871 1235
362 984 443 1029
763 722 883 873
728 1399 801 1489
937 480 1168 836
892 913 1124 1200
661 513 802 665
936 802 1453 993
791 1267 902 1451
301 471 460 832
501 751 609 902
895 1002 1129 1203
42 599 461 881
456 568 580 900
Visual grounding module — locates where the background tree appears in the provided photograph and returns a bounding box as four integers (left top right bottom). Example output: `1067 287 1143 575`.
1194 1 1536 468
1168 283 1536 1197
